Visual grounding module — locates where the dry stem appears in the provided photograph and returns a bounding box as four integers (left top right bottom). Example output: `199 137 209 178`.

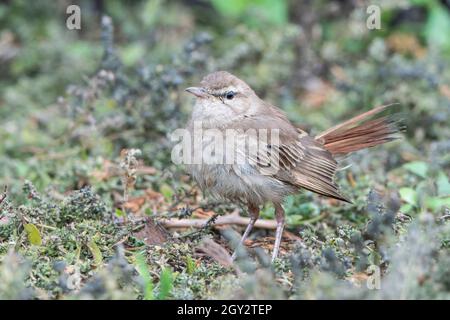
160 211 277 229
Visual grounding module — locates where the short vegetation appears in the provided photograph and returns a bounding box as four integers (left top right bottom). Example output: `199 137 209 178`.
0 0 449 299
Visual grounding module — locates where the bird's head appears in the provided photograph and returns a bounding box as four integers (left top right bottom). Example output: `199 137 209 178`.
185 71 258 123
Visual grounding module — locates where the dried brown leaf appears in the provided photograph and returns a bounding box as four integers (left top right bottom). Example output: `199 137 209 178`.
196 238 233 267
133 218 170 245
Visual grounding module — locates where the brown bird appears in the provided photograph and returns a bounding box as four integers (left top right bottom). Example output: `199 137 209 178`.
184 71 402 261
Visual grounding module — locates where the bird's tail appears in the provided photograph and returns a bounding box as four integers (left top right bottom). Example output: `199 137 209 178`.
316 104 404 156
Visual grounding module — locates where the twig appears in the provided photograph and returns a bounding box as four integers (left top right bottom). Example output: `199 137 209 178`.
0 186 7 205
299 212 328 225
160 212 277 230
35 223 57 231
167 187 196 211
176 212 220 239
160 211 330 230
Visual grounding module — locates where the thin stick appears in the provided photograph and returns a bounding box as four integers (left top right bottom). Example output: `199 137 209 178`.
160 211 329 230
35 223 57 231
0 186 7 205
161 213 277 230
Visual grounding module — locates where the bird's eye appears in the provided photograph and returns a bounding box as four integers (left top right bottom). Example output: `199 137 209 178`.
225 91 236 100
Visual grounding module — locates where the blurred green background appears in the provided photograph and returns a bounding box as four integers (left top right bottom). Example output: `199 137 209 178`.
0 0 449 300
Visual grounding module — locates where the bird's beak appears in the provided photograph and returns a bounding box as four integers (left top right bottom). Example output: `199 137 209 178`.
185 87 208 98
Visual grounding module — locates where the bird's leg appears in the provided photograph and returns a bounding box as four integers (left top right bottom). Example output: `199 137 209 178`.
231 204 259 260
271 203 285 262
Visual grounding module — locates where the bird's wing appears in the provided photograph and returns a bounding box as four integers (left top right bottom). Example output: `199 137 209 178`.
273 130 351 202
232 112 350 202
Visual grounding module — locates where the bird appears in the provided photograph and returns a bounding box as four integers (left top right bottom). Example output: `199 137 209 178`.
183 71 402 262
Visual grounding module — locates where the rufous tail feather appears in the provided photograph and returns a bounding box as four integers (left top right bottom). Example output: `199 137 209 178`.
316 103 404 156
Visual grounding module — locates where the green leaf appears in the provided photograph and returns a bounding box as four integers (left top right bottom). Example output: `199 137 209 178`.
87 239 103 267
140 0 162 27
115 208 125 217
284 195 295 209
75 245 82 263
15 162 29 177
399 187 418 206
211 0 287 26
211 0 250 17
425 5 450 52
286 214 305 226
403 161 429 178
260 203 275 219
425 196 450 211
409 0 437 6
400 203 414 214
160 184 174 201
119 43 146 67
368 250 382 266
158 268 173 300
185 255 196 275
135 252 154 300
437 172 450 197
24 223 42 246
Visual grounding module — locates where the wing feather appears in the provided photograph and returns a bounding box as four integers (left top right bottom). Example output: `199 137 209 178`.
277 135 351 202
227 105 351 203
